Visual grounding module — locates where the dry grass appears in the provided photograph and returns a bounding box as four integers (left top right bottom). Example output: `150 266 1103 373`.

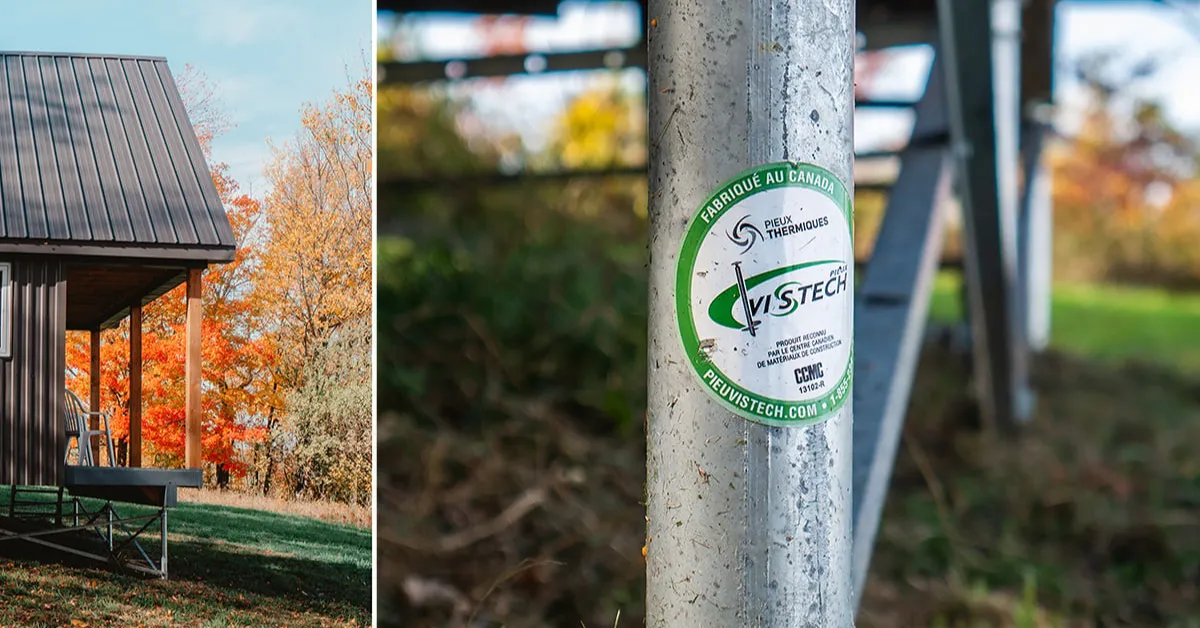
178 488 371 529
378 404 644 628
378 345 1200 627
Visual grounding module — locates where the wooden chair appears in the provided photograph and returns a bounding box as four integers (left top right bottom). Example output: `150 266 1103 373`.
63 389 116 467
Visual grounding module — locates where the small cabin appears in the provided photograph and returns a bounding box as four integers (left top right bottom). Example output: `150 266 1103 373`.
0 51 236 497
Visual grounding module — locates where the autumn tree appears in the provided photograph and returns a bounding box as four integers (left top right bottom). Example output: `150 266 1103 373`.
257 68 374 501
545 78 645 172
540 79 648 227
283 316 372 504
65 167 273 481
175 63 233 156
1050 52 1200 286
65 65 275 484
260 71 372 373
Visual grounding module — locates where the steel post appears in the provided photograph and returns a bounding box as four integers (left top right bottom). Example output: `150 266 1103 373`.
1018 0 1057 355
161 508 168 580
646 0 855 625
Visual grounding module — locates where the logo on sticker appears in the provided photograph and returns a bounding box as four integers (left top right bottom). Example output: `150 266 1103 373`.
676 162 854 427
726 216 763 254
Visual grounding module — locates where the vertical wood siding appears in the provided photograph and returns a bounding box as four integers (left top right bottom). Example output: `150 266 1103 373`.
0 259 66 486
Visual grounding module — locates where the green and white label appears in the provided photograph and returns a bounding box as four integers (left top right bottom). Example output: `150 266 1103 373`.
676 162 854 427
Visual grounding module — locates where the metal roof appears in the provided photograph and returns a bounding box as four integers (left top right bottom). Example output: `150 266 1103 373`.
0 51 236 262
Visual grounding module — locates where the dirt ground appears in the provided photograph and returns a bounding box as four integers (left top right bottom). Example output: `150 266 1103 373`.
378 345 1200 627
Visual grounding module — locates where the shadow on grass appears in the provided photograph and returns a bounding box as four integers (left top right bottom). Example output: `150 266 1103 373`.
168 536 370 619
0 490 371 626
167 500 372 566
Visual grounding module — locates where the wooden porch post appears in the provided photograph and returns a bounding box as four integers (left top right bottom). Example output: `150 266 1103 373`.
89 330 101 461
185 268 203 470
130 303 143 468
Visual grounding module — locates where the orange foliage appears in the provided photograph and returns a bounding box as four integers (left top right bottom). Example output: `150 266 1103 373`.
64 71 373 492
1048 77 1200 286
65 165 277 475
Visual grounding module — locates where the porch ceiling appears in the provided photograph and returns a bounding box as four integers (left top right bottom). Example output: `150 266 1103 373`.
65 264 188 331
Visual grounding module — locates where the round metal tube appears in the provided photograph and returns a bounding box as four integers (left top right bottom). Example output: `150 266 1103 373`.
646 0 856 625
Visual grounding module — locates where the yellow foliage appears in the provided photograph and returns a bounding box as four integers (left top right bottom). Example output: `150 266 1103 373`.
259 73 374 385
549 80 646 170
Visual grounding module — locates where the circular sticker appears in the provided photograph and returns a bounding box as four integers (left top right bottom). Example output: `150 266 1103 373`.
676 162 854 427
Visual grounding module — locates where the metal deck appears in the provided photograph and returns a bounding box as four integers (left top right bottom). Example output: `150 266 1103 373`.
64 466 202 508
1 468 201 579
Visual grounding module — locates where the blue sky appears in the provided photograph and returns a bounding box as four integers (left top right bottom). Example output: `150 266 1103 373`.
1 0 373 193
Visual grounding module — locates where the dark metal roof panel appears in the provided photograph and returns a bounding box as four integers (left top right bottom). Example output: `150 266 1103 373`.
0 51 237 258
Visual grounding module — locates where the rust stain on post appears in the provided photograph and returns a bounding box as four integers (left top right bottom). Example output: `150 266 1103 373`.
185 268 203 470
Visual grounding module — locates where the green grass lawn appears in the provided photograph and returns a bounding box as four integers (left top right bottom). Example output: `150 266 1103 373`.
854 273 1200 625
0 490 371 627
929 272 1200 372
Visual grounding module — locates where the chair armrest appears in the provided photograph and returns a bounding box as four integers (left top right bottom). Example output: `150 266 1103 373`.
81 410 112 428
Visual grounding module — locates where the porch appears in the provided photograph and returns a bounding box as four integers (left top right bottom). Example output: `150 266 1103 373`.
0 258 215 578
0 50 238 578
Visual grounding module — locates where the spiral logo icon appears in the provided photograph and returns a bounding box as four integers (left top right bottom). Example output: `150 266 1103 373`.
727 215 763 254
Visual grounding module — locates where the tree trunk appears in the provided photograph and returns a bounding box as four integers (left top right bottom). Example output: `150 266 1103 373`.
262 406 278 496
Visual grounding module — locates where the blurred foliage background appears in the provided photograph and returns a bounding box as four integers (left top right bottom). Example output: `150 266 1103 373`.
378 76 648 434
377 31 1200 628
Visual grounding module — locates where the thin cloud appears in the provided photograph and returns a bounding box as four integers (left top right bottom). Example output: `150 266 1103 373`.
211 140 272 194
191 0 305 46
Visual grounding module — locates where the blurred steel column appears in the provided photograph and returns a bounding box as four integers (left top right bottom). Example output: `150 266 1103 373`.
1020 119 1053 353
994 0 1037 419
938 0 1031 430
1019 0 1058 354
645 0 855 625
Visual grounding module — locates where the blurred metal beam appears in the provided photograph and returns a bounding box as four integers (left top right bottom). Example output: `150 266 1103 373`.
1019 0 1058 354
856 18 938 49
378 165 648 189
1020 0 1057 106
379 0 567 14
1018 121 1052 352
377 157 905 192
857 98 920 108
379 43 646 84
378 34 940 96
850 56 951 604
